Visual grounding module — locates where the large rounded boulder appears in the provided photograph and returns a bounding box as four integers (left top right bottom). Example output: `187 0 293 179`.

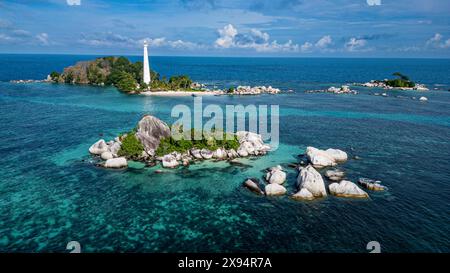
297 165 327 197
135 115 170 154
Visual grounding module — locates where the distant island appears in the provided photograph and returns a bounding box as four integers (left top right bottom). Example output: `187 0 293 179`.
47 56 281 96
355 72 429 91
48 56 196 93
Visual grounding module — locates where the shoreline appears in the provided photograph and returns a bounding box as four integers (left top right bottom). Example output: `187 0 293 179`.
140 90 224 96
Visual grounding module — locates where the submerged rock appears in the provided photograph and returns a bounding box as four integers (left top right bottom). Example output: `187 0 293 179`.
324 169 345 182
265 183 287 196
89 139 109 155
358 178 387 191
104 157 128 168
329 180 369 198
243 178 264 195
135 115 171 154
297 165 327 197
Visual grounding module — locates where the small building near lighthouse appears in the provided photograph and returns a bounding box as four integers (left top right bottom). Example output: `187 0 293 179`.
143 40 151 85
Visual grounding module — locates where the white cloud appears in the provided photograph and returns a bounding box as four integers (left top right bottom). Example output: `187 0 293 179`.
426 33 450 49
214 24 300 52
315 35 332 49
215 24 237 48
0 33 14 43
36 33 49 45
300 42 313 52
366 0 381 6
346 37 367 51
66 0 81 6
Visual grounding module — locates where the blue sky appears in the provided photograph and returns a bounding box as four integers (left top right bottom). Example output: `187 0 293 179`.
0 0 449 57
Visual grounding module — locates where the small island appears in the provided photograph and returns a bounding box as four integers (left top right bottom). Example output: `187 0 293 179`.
48 56 197 94
355 72 429 91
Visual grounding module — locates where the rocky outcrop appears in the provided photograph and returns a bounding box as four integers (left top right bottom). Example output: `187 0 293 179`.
329 180 369 198
89 139 109 155
297 165 327 197
135 115 171 155
265 183 287 196
305 147 347 168
232 86 281 95
236 131 271 156
265 165 286 185
104 157 128 168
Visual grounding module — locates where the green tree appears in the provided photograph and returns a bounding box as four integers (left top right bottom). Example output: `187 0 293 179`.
116 72 137 92
49 71 60 81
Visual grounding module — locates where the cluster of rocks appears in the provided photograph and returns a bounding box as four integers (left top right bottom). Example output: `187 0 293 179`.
89 138 127 168
231 86 281 95
306 85 358 95
89 115 271 169
356 80 429 91
157 131 271 168
243 165 288 196
244 146 387 201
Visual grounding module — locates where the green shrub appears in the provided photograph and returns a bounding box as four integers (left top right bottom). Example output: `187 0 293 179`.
155 130 240 156
118 132 144 158
50 71 60 81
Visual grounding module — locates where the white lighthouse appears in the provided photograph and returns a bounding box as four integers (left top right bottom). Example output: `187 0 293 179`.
143 40 151 85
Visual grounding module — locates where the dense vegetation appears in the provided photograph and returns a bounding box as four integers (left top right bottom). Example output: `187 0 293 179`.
385 72 415 88
50 56 194 93
117 132 145 158
156 129 240 157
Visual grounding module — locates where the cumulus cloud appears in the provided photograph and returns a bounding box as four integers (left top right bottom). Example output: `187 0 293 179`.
66 0 81 6
426 33 450 49
300 42 313 52
214 24 300 52
345 37 368 51
315 35 332 49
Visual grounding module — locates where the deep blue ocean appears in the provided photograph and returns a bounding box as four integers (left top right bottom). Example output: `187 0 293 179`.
0 54 449 253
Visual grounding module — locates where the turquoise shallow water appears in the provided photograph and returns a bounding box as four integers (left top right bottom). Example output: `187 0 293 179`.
0 55 449 252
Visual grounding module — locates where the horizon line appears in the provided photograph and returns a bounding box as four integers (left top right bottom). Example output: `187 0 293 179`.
0 52 449 60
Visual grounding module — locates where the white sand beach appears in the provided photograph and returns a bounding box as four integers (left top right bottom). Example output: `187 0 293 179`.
140 90 224 96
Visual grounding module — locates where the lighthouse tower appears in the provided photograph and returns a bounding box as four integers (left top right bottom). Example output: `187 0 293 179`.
143 40 151 85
